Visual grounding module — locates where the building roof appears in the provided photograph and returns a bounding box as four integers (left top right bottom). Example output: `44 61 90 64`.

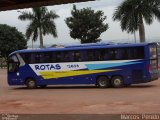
0 0 94 11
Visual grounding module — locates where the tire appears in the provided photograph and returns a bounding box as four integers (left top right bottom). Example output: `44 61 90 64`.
26 78 36 89
97 76 110 88
111 76 124 88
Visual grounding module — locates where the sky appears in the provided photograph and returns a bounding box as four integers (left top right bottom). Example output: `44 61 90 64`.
0 0 160 47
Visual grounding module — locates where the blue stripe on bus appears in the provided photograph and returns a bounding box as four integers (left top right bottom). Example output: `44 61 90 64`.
86 61 142 70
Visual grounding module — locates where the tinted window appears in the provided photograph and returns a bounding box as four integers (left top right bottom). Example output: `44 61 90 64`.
63 52 72 62
19 46 145 64
75 51 82 61
43 52 52 63
55 52 62 62
87 50 95 61
54 51 83 62
115 49 124 60
20 53 32 64
34 53 43 63
95 47 144 61
132 47 145 59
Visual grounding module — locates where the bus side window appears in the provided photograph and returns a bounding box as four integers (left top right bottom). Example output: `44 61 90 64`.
134 48 139 59
138 47 145 59
44 52 52 63
34 53 43 63
95 50 102 61
56 52 61 62
20 53 32 64
80 51 85 61
110 49 116 60
104 49 110 60
74 51 81 62
87 50 95 61
115 49 122 60
64 52 71 62
127 48 134 59
131 47 144 59
70 51 74 62
52 53 56 62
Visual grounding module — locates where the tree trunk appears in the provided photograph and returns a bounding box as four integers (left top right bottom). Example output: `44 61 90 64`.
139 16 145 43
39 27 44 48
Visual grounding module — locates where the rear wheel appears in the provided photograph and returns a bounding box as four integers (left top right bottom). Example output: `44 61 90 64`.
26 78 36 89
97 76 110 88
111 76 124 88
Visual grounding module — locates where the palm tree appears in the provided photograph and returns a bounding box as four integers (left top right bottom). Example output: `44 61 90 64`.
113 0 160 43
18 7 59 48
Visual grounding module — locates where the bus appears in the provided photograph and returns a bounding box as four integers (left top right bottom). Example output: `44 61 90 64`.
8 43 159 89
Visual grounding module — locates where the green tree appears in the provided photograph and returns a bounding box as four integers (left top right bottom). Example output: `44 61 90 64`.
113 0 160 43
0 24 27 62
65 5 108 43
18 7 59 48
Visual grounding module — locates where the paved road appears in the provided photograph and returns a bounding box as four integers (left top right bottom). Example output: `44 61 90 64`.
0 69 160 114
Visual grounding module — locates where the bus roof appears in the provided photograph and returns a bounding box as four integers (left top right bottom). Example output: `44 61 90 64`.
9 42 155 56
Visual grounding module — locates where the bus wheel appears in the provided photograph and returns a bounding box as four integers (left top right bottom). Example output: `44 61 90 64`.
97 76 110 88
26 78 36 89
111 76 124 88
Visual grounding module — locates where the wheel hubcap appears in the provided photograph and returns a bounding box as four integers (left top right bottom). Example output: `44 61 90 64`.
99 80 106 86
114 79 121 86
28 81 35 88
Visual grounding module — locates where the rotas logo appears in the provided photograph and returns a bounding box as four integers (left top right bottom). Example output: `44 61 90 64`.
35 64 61 70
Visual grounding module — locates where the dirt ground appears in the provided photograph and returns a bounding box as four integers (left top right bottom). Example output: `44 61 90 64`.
0 69 160 114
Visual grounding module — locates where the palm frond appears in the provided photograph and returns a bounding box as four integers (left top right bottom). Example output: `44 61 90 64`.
41 20 57 37
25 21 38 41
42 11 59 22
113 0 160 33
18 11 35 21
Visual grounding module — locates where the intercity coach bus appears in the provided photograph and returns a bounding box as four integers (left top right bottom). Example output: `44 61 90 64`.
8 43 158 89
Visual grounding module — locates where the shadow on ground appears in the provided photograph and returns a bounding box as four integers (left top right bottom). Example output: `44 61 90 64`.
12 84 157 90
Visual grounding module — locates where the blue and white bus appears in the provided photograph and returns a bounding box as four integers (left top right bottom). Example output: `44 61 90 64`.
8 43 158 89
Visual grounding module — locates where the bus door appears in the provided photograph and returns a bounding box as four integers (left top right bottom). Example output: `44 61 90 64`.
149 44 158 80
8 54 20 83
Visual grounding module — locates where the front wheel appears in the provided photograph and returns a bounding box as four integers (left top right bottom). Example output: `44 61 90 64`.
111 76 124 88
97 76 110 88
26 78 36 89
